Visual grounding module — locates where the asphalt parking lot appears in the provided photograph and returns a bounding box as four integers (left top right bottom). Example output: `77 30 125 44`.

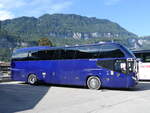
1 81 150 113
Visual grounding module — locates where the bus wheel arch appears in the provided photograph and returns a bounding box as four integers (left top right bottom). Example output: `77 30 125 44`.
27 73 38 85
86 76 101 90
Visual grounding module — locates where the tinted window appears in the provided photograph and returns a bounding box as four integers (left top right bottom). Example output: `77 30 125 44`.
74 45 101 59
73 45 124 59
62 48 77 59
97 59 127 73
12 44 125 61
30 49 63 60
97 60 114 70
100 45 124 58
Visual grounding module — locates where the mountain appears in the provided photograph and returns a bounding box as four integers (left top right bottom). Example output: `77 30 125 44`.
0 13 139 61
1 14 137 41
129 36 150 50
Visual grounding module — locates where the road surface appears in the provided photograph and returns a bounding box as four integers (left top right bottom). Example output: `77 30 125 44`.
0 81 150 113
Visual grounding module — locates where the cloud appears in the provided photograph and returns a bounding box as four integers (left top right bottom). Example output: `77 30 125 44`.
0 0 27 20
0 10 14 20
50 1 72 12
0 0 26 10
104 0 121 6
0 0 73 20
0 0 26 20
24 0 73 17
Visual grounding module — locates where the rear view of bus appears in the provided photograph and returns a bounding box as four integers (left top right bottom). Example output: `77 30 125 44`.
11 43 138 89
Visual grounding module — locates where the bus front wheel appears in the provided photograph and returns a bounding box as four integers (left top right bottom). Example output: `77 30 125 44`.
87 76 101 90
28 74 38 85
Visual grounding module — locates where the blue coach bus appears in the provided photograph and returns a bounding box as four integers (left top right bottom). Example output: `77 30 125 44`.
11 42 138 89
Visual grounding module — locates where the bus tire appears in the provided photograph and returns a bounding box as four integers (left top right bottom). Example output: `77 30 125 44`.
28 74 38 85
87 76 101 90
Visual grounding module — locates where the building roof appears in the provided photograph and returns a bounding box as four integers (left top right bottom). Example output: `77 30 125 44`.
132 50 150 53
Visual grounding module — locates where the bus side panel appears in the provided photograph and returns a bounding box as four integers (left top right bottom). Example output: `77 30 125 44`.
55 59 96 86
52 59 128 88
43 60 65 84
43 59 102 86
96 71 128 88
126 73 138 88
84 59 128 88
11 59 136 88
11 61 55 82
42 59 90 85
11 61 30 81
25 60 62 84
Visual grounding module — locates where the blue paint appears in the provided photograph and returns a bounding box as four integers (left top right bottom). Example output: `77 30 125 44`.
11 43 138 88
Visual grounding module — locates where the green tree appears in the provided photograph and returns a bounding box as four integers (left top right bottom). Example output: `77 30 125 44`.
38 38 53 46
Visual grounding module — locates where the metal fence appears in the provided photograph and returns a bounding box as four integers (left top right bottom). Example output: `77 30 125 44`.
0 62 11 78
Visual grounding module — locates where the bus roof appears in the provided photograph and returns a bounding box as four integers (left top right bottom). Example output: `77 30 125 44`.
13 42 135 59
14 42 122 52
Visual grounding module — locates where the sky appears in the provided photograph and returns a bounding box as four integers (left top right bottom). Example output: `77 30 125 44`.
0 0 149 36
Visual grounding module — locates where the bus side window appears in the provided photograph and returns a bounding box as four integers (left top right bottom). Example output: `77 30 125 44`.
30 50 41 60
100 45 124 58
97 60 114 70
30 50 54 60
28 50 39 60
53 49 63 60
64 48 77 59
75 45 100 59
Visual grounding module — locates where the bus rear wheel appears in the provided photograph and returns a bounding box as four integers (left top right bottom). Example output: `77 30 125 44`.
28 74 38 85
87 76 101 90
